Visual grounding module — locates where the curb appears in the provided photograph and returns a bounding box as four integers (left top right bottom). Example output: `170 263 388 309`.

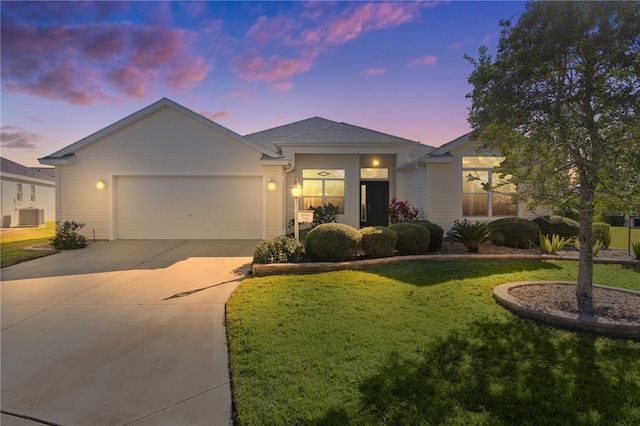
252 254 639 276
493 281 640 339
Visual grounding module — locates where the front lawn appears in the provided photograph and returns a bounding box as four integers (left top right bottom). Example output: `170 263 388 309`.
610 226 640 250
1 222 57 267
227 260 640 425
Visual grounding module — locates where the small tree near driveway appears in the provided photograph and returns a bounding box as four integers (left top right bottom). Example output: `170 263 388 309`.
466 1 640 316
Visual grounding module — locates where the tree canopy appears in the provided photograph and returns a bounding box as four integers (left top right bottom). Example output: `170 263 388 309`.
466 1 640 315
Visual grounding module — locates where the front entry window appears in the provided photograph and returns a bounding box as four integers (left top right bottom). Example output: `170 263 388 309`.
302 169 345 213
462 156 517 217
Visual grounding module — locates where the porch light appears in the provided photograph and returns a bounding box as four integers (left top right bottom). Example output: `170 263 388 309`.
291 179 302 241
96 178 106 190
372 159 380 167
267 178 276 191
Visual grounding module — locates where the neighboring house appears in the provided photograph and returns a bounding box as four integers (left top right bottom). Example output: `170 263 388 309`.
1 157 56 228
39 98 537 240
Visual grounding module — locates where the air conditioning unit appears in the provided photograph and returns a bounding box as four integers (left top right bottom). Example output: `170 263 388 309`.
18 208 45 227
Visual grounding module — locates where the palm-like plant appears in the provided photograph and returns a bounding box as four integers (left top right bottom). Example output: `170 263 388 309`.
446 219 491 253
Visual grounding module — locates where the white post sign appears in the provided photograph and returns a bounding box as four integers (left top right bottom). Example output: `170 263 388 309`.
297 211 314 223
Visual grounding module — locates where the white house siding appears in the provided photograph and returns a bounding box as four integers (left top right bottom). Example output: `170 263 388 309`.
0 176 55 227
403 167 426 220
427 162 460 230
57 106 271 240
263 165 284 238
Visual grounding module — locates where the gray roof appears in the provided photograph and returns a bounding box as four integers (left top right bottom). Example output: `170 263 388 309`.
1 157 55 181
245 117 421 153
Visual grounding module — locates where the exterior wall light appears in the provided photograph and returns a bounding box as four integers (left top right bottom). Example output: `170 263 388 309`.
372 159 380 167
96 178 106 190
291 179 302 241
267 178 276 191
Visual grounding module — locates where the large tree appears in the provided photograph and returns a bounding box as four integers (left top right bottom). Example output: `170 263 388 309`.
466 1 640 316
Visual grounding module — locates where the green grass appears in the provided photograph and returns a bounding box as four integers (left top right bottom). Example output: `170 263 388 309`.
1 221 57 267
610 226 640 250
227 261 640 425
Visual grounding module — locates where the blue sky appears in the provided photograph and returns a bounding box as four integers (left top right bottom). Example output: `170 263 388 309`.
1 1 527 166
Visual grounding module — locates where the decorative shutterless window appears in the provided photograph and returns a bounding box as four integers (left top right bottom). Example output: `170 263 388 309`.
360 168 389 179
30 185 36 202
302 169 345 213
462 156 517 216
17 184 23 202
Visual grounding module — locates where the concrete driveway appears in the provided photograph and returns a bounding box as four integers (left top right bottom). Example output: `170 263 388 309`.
1 240 257 426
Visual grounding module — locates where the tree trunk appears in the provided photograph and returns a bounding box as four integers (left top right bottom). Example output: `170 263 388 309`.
576 183 596 318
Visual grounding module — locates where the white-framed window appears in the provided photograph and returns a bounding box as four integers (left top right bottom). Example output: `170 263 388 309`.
16 184 23 202
30 185 36 202
462 156 517 217
302 169 345 213
360 168 389 179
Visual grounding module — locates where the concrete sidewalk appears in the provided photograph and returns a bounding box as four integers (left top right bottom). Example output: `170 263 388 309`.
1 240 256 426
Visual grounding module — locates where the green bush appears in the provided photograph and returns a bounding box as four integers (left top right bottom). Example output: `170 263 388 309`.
412 221 444 252
632 242 640 260
387 223 430 255
253 236 306 264
532 216 580 239
446 219 491 253
304 223 362 262
592 222 611 249
490 218 539 249
50 220 88 250
360 227 398 258
538 233 575 254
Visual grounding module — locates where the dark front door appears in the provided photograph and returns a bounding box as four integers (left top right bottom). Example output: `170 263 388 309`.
360 181 389 227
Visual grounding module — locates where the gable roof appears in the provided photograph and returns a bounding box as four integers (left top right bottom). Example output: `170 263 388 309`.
39 98 282 165
397 132 473 171
245 117 421 153
1 157 55 182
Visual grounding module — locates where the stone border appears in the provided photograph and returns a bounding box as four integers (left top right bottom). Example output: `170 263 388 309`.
252 254 639 276
493 281 640 339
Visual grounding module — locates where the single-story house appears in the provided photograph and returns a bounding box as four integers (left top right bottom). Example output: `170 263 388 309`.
1 157 55 228
39 98 538 240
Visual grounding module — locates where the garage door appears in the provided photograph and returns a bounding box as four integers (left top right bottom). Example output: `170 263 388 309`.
115 176 263 239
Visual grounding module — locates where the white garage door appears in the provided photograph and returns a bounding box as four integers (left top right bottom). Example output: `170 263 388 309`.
115 176 263 239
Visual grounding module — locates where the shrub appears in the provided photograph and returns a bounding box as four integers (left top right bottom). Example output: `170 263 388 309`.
387 198 420 223
532 216 580 239
310 203 339 228
446 219 491 253
360 227 398 258
253 236 305 264
412 221 444 252
632 242 640 260
490 218 539 249
592 240 604 256
538 233 575 254
592 222 611 249
387 223 430 255
50 220 88 250
304 223 362 262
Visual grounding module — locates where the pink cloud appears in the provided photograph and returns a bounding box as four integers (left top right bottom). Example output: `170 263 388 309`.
362 68 386 77
200 110 230 121
0 125 41 150
232 52 312 82
448 39 474 50
270 82 294 92
1 9 210 105
409 55 438 67
248 15 295 45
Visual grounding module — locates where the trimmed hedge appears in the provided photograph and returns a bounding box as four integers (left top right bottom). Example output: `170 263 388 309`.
387 223 430 255
490 218 539 249
304 223 362 262
533 216 580 239
412 221 444 252
592 222 611 248
360 227 398 258
253 236 306 264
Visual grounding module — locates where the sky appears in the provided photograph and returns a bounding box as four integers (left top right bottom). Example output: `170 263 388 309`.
1 0 528 167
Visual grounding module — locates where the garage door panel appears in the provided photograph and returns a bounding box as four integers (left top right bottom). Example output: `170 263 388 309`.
115 176 263 239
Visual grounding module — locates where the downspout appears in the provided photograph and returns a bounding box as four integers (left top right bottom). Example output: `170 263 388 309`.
414 162 428 221
282 159 295 235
